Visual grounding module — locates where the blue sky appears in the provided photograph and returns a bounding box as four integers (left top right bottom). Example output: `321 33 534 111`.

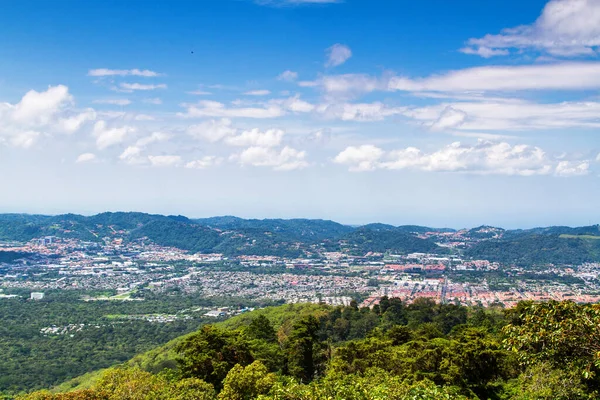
1 0 599 228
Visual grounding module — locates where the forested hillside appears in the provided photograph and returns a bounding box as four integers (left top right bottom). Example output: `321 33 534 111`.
2 212 600 263
15 300 600 400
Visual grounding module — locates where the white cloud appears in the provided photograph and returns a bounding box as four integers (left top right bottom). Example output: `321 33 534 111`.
10 131 40 148
119 83 167 91
555 160 590 176
143 98 162 105
459 46 510 58
136 131 170 147
225 128 284 147
405 99 600 132
185 156 223 169
429 107 468 131
93 120 135 149
118 133 171 165
462 0 600 57
389 62 600 92
316 102 406 121
0 85 95 148
134 114 156 121
277 70 299 82
9 85 73 124
93 99 131 106
302 74 390 100
88 68 161 77
234 146 308 170
178 100 284 119
76 153 96 163
148 155 182 167
243 90 271 96
119 146 146 165
271 95 316 113
57 109 97 134
187 118 237 142
333 140 585 176
334 145 384 171
326 44 352 67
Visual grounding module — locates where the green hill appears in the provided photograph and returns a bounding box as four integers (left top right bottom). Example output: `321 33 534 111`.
0 213 449 257
2 212 600 262
16 299 600 400
465 233 600 265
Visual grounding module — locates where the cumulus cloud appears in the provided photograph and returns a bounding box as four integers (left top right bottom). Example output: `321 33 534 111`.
10 85 73 124
9 131 39 148
57 109 97 134
234 146 308 170
185 156 223 169
135 131 170 147
277 70 299 82
326 44 352 67
148 155 182 167
118 132 171 165
187 118 237 142
93 120 135 149
76 153 96 163
461 0 600 57
333 145 384 171
555 160 590 176
88 68 161 77
225 128 284 147
334 140 588 177
270 96 315 113
0 85 95 148
119 146 146 165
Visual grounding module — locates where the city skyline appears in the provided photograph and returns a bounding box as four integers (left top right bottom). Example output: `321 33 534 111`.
1 0 600 227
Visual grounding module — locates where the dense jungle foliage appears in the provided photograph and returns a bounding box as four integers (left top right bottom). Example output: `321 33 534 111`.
12 299 600 400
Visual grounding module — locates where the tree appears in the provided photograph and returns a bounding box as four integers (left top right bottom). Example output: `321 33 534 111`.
506 362 589 400
176 326 253 389
218 361 276 400
503 301 600 378
245 315 277 343
170 378 216 400
285 316 325 382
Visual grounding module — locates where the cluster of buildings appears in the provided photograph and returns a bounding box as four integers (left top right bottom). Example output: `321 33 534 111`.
1 235 600 309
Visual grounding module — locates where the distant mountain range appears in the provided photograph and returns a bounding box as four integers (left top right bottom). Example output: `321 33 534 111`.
1 212 600 264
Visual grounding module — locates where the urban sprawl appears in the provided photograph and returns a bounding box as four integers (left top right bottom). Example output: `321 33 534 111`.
2 228 600 313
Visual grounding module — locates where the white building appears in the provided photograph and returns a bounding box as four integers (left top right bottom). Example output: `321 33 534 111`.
30 292 45 300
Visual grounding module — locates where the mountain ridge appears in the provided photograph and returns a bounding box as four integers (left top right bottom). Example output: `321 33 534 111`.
1 212 599 263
